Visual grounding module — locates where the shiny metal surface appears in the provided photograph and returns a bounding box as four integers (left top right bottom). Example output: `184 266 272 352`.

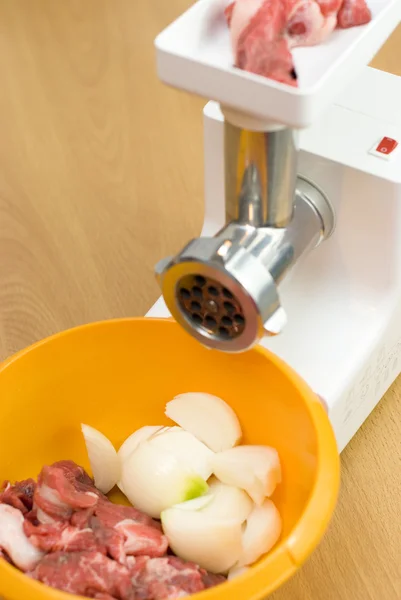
155 114 335 352
155 177 333 352
224 122 298 228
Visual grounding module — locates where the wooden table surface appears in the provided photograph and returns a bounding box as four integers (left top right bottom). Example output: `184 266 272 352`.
0 1 400 598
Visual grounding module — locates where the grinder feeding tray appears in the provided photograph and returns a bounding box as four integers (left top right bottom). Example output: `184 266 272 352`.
155 0 401 128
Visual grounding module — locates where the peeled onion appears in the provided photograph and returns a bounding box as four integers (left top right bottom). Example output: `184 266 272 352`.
206 477 253 522
237 499 282 567
147 426 214 480
165 393 242 452
211 445 281 504
118 426 164 463
120 439 208 518
81 424 120 494
161 502 243 574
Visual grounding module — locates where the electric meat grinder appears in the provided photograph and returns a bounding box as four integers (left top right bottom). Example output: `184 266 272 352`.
147 0 401 452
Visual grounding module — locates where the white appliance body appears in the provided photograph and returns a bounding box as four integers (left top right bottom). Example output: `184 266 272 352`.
147 67 401 452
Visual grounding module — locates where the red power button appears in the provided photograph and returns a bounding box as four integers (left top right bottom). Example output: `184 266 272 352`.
375 137 398 155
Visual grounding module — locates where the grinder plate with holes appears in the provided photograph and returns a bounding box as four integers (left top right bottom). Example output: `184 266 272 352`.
177 274 245 340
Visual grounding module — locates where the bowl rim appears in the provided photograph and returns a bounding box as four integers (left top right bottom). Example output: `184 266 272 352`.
0 317 340 600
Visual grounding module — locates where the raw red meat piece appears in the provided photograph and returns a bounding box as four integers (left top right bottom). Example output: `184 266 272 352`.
71 497 160 530
201 570 227 589
165 556 226 590
316 0 343 16
24 520 100 554
28 551 136 600
0 479 36 514
130 555 207 599
286 0 337 48
0 504 44 571
86 501 168 563
34 461 103 523
94 498 158 529
235 0 296 86
337 0 371 28
228 0 338 86
89 516 126 564
53 461 96 489
226 0 372 85
115 520 168 558
71 506 97 528
52 497 168 564
225 1 235 25
128 555 226 599
7 465 226 599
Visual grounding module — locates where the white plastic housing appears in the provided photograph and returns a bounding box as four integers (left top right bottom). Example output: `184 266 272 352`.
147 67 401 452
155 0 401 129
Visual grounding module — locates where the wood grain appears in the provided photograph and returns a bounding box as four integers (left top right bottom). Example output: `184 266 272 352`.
0 1 400 598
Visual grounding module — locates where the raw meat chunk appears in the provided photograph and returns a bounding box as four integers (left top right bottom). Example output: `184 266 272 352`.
29 551 136 600
229 0 270 55
201 569 228 589
24 520 100 553
34 461 103 523
71 506 97 528
337 0 372 28
166 556 226 590
30 462 167 564
226 0 372 85
0 504 44 571
225 1 235 25
94 498 158 529
87 503 168 563
316 0 343 16
89 516 126 564
71 497 160 530
129 555 225 599
228 0 337 86
5 463 227 599
286 0 337 48
234 0 296 86
53 461 96 489
0 479 36 514
115 520 168 558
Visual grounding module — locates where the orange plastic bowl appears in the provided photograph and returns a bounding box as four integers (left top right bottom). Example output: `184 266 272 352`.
0 318 340 600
